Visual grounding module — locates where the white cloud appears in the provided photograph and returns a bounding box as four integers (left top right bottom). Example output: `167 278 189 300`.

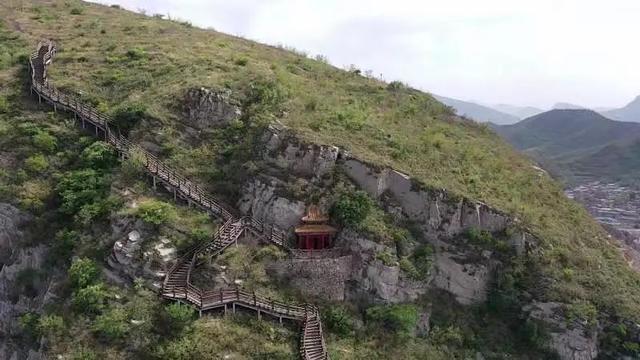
90 0 640 108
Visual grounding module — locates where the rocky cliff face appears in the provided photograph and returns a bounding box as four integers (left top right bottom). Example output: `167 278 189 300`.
525 302 599 360
183 87 242 129
233 125 595 359
0 203 53 360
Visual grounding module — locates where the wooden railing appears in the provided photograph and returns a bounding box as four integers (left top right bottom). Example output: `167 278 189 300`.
30 40 329 360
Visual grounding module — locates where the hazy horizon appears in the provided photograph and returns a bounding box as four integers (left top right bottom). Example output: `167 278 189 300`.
90 0 640 109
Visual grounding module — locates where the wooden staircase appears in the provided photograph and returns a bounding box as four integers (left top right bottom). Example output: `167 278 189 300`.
29 40 329 360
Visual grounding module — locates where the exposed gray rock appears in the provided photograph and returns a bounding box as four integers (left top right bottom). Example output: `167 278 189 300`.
525 302 598 360
416 307 431 337
106 217 176 288
431 249 494 305
343 159 511 239
237 177 306 231
0 203 31 265
261 126 339 179
183 87 241 129
0 204 50 360
342 157 537 304
342 230 430 303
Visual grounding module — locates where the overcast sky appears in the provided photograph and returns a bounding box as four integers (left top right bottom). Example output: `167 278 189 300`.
91 0 640 109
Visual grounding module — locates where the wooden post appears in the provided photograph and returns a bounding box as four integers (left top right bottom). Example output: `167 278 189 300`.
257 310 261 320
232 302 236 314
173 187 177 202
152 176 157 190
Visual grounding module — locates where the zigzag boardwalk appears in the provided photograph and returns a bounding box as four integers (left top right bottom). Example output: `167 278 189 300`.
29 41 328 360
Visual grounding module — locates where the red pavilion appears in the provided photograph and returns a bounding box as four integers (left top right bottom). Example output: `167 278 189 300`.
294 206 337 250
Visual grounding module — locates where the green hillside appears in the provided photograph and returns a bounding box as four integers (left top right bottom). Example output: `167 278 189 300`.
1 1 640 358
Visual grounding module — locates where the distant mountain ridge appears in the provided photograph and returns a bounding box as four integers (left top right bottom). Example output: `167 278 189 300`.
603 96 640 122
433 95 520 124
493 104 544 119
493 109 640 183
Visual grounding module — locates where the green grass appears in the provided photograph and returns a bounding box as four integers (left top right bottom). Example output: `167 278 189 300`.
1 0 640 347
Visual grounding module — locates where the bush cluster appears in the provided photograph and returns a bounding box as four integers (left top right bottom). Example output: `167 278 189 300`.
331 190 373 226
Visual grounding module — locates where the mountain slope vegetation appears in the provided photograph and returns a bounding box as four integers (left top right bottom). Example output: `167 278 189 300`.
1 1 640 358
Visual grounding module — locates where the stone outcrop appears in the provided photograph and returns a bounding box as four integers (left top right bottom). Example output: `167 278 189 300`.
0 204 51 360
106 216 177 290
343 159 513 239
431 247 494 305
344 231 429 303
183 87 241 129
261 126 339 180
237 177 306 231
0 203 31 265
525 302 599 360
342 157 537 303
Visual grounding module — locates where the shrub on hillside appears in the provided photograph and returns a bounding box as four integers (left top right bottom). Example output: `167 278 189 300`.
50 229 78 263
32 131 57 153
163 302 195 332
25 154 48 173
69 258 99 289
245 79 288 115
56 169 109 215
331 190 373 226
19 179 52 212
19 312 40 338
81 142 117 169
111 103 146 134
135 199 177 225
73 283 108 315
0 96 9 114
37 314 65 339
366 304 418 338
74 194 121 225
323 306 354 337
93 307 129 340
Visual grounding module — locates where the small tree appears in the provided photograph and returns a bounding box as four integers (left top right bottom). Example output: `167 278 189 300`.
331 190 373 226
56 169 109 215
93 307 130 340
135 199 176 225
323 306 354 337
32 131 57 153
81 142 117 169
37 314 65 338
25 154 48 173
69 258 99 289
73 284 107 315
365 304 418 339
163 302 195 332
111 103 146 135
